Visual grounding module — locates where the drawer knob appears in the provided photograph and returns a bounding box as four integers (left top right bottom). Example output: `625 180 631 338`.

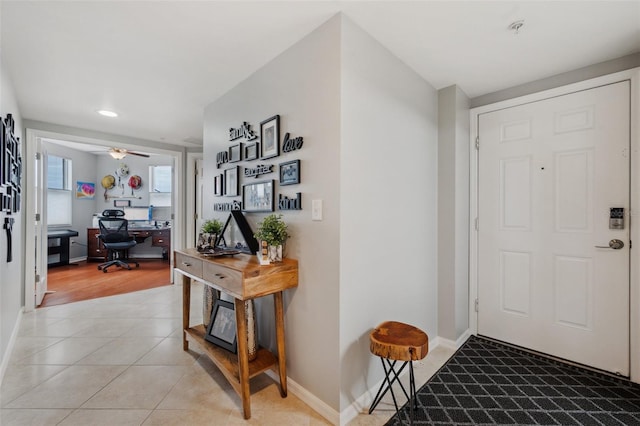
158 239 163 243
182 262 191 267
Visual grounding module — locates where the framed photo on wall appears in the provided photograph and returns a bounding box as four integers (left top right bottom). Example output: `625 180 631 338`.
214 174 223 196
224 166 239 197
204 299 237 353
260 115 279 159
279 160 300 186
242 179 274 212
229 143 243 163
244 142 259 161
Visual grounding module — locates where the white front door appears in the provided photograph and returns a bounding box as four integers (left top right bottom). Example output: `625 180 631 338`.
478 81 630 375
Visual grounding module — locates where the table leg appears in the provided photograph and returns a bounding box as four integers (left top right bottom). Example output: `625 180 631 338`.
182 275 191 351
274 291 288 397
234 298 251 419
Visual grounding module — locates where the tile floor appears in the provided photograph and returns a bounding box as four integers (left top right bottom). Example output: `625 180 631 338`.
0 281 454 425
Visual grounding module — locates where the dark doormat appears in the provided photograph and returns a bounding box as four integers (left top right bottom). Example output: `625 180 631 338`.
384 335 640 425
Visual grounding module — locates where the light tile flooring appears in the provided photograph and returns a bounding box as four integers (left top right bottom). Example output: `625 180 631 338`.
1 282 454 425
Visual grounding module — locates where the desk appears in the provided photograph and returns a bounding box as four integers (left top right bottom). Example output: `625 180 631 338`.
47 229 79 267
174 248 298 420
87 227 171 261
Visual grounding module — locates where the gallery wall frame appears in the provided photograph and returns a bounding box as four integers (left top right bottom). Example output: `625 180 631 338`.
204 298 237 353
229 143 243 163
244 142 259 161
279 159 300 186
260 115 280 160
242 179 274 212
224 166 239 197
214 173 223 196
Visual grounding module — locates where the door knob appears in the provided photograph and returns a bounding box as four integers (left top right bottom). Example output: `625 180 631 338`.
595 239 624 250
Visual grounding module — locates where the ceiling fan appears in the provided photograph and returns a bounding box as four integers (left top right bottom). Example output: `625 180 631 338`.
109 147 150 159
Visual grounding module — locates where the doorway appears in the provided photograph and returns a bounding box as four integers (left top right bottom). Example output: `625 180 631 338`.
24 129 184 310
478 81 629 375
470 69 640 382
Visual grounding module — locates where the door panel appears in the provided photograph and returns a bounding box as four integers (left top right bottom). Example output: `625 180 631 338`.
478 81 630 375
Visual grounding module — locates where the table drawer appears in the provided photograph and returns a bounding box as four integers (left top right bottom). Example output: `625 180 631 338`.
152 235 169 247
175 253 203 278
204 262 242 295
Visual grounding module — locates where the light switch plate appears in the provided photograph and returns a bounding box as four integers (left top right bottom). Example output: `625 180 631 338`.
312 199 323 221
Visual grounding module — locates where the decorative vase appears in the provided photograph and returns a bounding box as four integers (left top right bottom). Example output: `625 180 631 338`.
268 244 283 262
202 286 220 328
245 300 258 361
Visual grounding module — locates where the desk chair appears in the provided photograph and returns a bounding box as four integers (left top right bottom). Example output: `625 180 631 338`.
97 209 139 273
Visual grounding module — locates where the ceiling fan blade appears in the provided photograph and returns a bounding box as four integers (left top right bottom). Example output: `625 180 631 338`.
127 151 150 158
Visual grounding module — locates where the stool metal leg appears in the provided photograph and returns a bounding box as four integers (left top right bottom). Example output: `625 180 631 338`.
369 359 409 413
368 358 415 425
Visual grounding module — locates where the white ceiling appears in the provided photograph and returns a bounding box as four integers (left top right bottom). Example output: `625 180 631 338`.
2 1 639 149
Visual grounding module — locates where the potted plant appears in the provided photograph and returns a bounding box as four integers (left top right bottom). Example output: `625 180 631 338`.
254 214 289 262
198 219 223 252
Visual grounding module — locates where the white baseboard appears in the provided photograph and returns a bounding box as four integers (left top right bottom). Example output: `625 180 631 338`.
265 370 339 425
339 330 472 426
0 307 24 386
437 329 472 350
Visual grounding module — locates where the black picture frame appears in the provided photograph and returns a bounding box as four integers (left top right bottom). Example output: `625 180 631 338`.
224 166 239 197
215 210 259 254
244 142 259 161
205 298 237 353
214 174 223 196
260 115 279 160
242 179 274 212
0 120 4 186
229 143 243 163
279 159 300 186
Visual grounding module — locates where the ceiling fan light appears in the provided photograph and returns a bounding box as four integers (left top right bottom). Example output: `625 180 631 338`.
109 151 126 160
97 110 118 118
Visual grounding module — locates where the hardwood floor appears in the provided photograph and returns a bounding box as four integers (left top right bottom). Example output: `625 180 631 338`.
42 259 172 308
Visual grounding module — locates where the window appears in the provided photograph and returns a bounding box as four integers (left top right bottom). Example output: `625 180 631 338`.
47 155 72 226
149 165 172 207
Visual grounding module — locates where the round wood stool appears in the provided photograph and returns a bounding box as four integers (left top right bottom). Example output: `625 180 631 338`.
369 321 429 424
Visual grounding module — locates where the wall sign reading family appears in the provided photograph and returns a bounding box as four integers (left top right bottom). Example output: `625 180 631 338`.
229 121 258 142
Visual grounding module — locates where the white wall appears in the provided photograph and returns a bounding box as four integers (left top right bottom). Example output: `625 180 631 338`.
203 16 342 412
339 16 438 413
0 53 24 380
437 85 470 341
43 141 98 260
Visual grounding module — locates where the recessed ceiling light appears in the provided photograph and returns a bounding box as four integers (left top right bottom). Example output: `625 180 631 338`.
97 110 118 118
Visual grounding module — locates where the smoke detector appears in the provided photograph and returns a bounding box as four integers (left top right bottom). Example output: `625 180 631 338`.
508 20 525 35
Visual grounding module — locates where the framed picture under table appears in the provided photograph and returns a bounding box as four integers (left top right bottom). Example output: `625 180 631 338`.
205 298 237 353
260 115 279 160
242 179 274 212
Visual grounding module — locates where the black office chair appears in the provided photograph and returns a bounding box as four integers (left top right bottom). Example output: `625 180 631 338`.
97 209 139 273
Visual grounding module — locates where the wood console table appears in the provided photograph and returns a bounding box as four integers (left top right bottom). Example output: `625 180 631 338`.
174 248 298 419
